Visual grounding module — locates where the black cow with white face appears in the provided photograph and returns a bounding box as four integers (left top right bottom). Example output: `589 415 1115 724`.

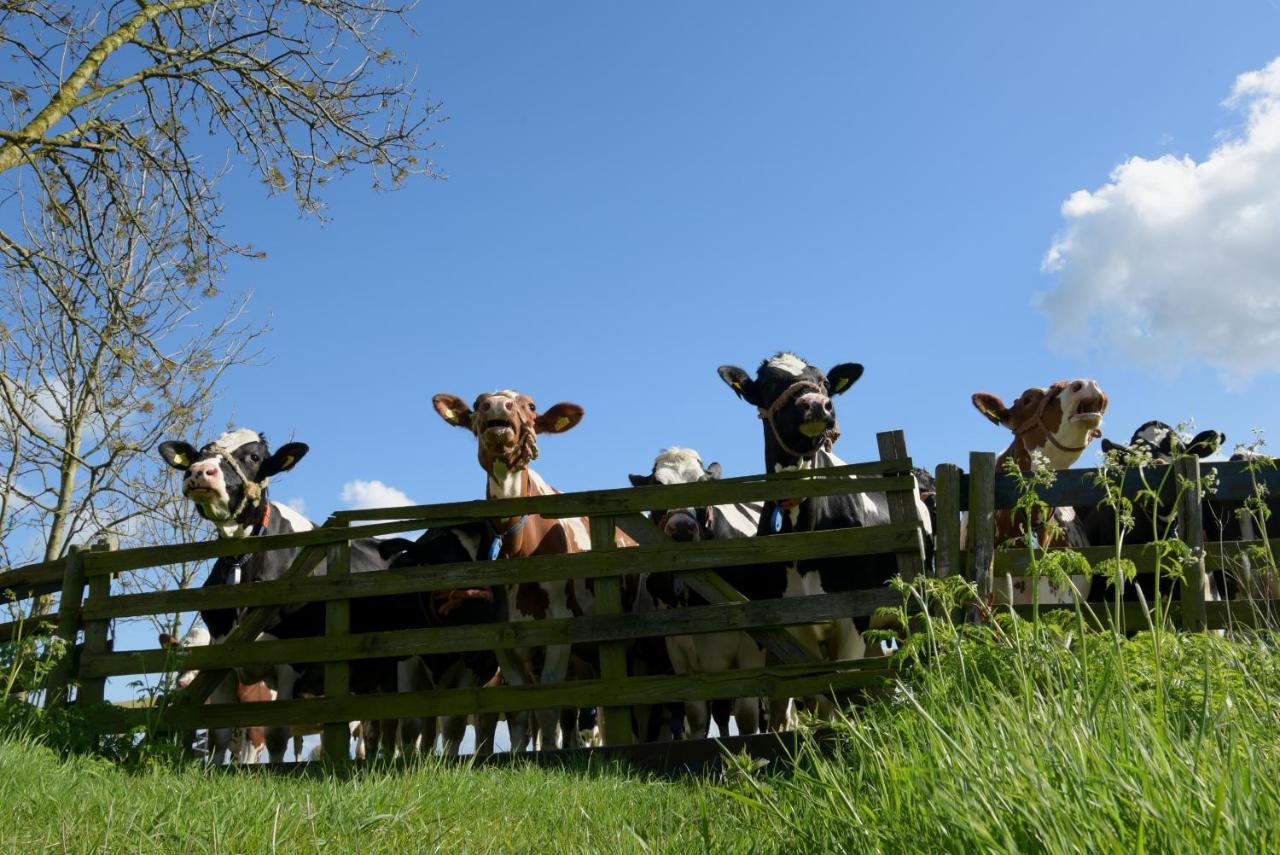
158 429 460 760
1080 420 1225 606
718 353 928 678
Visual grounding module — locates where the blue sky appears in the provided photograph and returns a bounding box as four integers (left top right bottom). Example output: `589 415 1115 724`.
193 1 1280 519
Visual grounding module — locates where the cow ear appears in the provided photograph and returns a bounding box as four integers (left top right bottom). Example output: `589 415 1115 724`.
432 394 473 429
1101 438 1133 457
1186 430 1225 459
972 393 1010 427
258 442 308 480
535 403 584 434
158 440 199 471
718 365 760 406
704 462 723 480
628 473 655 487
826 363 864 396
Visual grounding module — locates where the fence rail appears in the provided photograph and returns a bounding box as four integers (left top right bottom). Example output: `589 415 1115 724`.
2 433 1277 769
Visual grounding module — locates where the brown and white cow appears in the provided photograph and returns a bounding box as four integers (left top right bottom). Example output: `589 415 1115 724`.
432 389 636 751
971 378 1108 604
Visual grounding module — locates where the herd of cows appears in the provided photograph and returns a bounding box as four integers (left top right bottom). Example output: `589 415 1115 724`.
150 352 1276 763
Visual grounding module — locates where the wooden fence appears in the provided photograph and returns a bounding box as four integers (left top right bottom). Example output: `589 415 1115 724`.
2 434 1278 767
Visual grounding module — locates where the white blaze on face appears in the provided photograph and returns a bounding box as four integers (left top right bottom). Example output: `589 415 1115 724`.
1042 379 1106 468
651 448 707 486
211 428 264 454
766 353 810 376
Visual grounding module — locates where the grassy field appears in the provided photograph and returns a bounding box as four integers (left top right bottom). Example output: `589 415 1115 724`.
3 616 1279 853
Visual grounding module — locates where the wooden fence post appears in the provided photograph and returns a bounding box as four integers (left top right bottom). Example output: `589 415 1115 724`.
1175 456 1209 632
933 464 962 579
966 452 997 604
77 540 117 708
43 546 86 706
876 431 926 581
590 514 633 746
322 533 352 762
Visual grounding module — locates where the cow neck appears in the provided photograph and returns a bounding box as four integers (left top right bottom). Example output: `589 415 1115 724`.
767 453 817 532
485 459 535 558
218 501 274 582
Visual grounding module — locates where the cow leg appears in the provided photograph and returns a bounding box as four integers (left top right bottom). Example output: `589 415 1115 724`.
684 700 710 740
536 643 572 750
710 698 733 736
396 656 433 757
494 650 534 752
473 712 499 756
206 672 239 764
352 722 367 761
265 725 290 763
732 697 760 735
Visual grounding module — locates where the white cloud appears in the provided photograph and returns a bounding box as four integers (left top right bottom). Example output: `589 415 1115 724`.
1039 56 1280 380
339 479 414 510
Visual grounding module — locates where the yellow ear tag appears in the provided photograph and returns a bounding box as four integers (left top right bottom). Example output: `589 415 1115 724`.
173 452 187 467
835 378 849 392
555 416 570 431
732 380 741 389
282 455 295 470
443 408 455 421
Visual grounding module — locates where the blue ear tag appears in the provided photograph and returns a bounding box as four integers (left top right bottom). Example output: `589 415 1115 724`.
771 506 783 533
488 539 502 561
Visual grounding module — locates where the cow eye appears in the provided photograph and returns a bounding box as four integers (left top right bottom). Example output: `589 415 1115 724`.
527 403 536 411
248 453 260 462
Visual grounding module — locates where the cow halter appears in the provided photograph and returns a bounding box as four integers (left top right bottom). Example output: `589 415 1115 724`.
757 380 839 461
1012 391 1100 455
486 515 529 561
199 442 270 520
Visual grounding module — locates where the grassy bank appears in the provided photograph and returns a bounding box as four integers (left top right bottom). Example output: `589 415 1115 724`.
2 622 1279 852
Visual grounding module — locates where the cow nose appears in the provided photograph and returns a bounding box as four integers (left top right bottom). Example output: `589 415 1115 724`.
1071 381 1083 393
504 401 514 412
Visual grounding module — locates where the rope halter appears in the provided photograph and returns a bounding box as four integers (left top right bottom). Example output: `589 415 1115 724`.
1012 390 1100 455
198 442 269 521
756 379 839 460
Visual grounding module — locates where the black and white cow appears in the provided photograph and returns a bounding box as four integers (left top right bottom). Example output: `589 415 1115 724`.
157 428 443 760
1079 421 1225 606
717 354 931 683
630 448 764 738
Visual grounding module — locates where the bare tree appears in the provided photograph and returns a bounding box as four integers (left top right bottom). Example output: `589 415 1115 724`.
0 2 441 608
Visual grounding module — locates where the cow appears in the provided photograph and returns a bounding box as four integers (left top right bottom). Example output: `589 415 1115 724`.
717 352 933 723
377 525 502 757
432 389 637 751
629 448 764 739
1080 421 1225 608
157 428 442 760
970 379 1108 604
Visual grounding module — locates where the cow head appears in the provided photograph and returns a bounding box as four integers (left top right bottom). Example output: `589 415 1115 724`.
718 352 864 469
972 379 1108 470
159 624 211 689
432 390 583 485
1102 421 1225 464
158 429 308 537
629 448 723 542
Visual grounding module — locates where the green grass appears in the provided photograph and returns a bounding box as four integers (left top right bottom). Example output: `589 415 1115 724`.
3 621 1279 853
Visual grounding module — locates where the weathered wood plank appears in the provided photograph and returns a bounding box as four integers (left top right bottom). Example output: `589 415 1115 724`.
86 659 895 732
81 587 899 680
877 431 926 581
985 459 1280 513
322 537 351 762
42 548 84 705
333 462 914 523
967 452 996 595
85 524 922 621
590 515 632 746
933 463 962 579
80 517 438 577
77 571 112 707
1176 456 1208 632
0 558 66 604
